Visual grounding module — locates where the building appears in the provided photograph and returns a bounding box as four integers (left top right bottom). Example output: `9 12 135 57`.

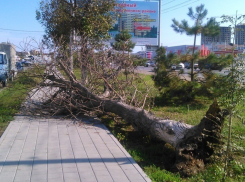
235 24 245 45
16 51 29 57
136 50 156 60
201 27 231 45
165 45 201 55
118 13 151 37
30 49 40 56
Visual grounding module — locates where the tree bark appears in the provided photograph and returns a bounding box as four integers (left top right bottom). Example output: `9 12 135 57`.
191 33 197 82
42 75 225 177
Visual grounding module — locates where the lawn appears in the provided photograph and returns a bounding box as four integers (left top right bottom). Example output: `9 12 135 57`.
97 73 245 182
58 68 245 181
0 67 43 137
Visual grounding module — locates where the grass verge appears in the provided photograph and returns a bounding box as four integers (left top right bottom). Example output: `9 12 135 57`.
70 68 245 181
0 67 43 137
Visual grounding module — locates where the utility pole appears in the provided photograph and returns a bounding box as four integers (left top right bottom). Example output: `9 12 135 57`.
158 0 161 48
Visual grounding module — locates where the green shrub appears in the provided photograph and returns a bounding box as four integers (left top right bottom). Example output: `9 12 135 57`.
156 77 200 103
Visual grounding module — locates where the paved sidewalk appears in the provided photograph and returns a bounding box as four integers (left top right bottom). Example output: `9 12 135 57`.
0 116 151 182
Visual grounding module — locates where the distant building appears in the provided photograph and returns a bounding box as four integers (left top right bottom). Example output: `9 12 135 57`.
201 27 231 45
118 13 151 37
30 49 40 56
16 51 29 57
165 45 201 55
136 51 155 60
235 24 245 45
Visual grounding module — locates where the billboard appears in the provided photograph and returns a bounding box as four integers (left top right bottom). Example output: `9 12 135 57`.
109 1 159 46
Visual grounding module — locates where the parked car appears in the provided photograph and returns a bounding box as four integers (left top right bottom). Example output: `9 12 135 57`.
21 58 34 67
194 63 199 70
200 63 223 71
28 55 35 60
171 64 177 70
145 61 155 67
177 63 185 70
16 62 23 71
184 62 190 69
0 51 16 87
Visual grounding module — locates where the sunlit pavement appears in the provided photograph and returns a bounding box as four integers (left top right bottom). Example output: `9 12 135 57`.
0 116 151 182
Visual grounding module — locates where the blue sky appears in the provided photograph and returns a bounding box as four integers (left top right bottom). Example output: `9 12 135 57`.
0 0 245 51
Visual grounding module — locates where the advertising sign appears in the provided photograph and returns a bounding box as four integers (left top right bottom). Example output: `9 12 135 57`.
109 1 159 46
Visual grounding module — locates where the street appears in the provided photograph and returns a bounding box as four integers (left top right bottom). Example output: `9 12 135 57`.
135 66 230 81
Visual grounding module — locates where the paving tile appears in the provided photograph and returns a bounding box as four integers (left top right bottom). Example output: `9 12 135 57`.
32 165 47 172
16 164 33 171
48 155 61 160
0 117 151 182
48 166 62 174
30 173 47 182
63 172 80 181
94 169 112 176
62 163 77 169
76 163 92 170
1 165 18 173
63 166 78 173
79 176 97 182
96 175 113 182
0 171 15 182
14 171 31 181
48 172 64 180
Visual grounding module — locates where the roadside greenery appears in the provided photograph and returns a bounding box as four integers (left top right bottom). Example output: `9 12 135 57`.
171 4 220 81
36 0 116 47
0 67 43 137
65 48 245 181
198 53 232 71
100 73 245 182
34 1 245 180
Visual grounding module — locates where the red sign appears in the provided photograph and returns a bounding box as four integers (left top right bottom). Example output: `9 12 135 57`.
146 52 152 59
135 26 151 31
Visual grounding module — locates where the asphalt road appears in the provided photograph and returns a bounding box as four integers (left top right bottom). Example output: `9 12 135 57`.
135 66 230 81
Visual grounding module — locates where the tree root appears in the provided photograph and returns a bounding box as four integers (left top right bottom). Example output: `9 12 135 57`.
171 100 224 177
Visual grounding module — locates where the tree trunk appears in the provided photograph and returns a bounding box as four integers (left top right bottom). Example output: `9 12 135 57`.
43 75 225 177
191 33 197 82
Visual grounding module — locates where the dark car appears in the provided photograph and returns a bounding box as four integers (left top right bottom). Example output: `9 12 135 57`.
200 63 223 71
184 62 190 69
16 62 23 71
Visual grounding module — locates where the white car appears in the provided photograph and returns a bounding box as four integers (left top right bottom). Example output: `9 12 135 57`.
177 63 185 69
145 61 155 67
194 63 199 70
171 64 177 70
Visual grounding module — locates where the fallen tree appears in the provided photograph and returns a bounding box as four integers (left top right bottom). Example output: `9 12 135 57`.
44 77 224 177
19 39 225 177
31 1 226 175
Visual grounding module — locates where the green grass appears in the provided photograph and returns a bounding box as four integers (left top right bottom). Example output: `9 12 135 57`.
99 77 245 182
0 67 43 137
67 68 245 181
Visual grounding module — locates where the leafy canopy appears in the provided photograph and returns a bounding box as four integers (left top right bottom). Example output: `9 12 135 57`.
171 4 219 37
36 0 116 46
171 4 220 81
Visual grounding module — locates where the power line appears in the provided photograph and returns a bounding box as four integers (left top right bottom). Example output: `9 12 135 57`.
207 14 245 19
162 0 177 6
162 0 200 14
0 27 44 33
162 0 197 11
